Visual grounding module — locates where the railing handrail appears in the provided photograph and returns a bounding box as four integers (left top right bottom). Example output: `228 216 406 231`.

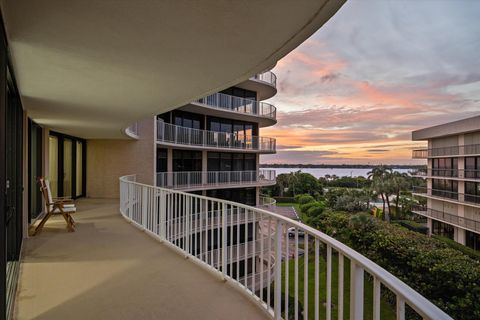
411 168 480 179
413 144 480 157
120 175 453 320
194 92 277 119
412 205 480 233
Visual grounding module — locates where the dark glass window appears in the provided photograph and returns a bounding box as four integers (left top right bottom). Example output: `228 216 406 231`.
431 220 454 239
208 152 256 172
171 110 203 129
465 182 480 204
466 230 480 251
432 179 458 199
465 157 480 179
157 148 168 172
173 150 201 172
432 158 457 177
207 187 256 206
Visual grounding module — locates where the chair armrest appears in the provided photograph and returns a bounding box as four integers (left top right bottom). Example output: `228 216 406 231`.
53 197 74 204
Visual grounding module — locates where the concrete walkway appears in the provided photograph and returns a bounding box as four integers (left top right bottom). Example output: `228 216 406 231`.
15 199 268 320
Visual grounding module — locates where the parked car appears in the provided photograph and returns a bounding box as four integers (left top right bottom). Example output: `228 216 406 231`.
287 227 305 238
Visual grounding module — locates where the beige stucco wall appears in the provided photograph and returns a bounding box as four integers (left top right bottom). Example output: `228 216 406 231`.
86 117 155 198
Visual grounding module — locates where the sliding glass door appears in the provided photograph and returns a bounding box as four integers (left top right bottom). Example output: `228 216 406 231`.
28 119 43 222
49 132 86 199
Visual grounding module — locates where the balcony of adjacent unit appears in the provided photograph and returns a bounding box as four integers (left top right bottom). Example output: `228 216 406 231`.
412 186 480 208
156 169 276 191
178 92 277 127
235 71 278 101
410 168 480 182
156 120 276 153
413 144 480 158
412 205 480 234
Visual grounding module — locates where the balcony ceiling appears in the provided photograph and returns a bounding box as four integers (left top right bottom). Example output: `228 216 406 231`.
1 0 344 138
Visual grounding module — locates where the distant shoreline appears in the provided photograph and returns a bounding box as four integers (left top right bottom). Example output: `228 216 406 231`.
260 164 424 169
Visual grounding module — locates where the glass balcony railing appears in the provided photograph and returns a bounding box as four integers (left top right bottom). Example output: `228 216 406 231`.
156 121 276 152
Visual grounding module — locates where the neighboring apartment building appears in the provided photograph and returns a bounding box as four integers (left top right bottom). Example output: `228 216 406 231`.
126 72 279 285
412 115 480 251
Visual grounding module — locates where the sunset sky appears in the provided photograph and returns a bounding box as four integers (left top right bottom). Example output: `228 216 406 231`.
262 0 480 165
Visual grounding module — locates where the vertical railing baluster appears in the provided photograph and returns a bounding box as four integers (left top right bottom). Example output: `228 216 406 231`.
304 233 309 320
285 225 289 320
396 296 405 320
338 253 344 320
294 229 299 320
244 208 248 287
373 276 381 320
326 245 332 320
350 262 364 320
274 220 282 320
222 202 227 278
315 238 319 320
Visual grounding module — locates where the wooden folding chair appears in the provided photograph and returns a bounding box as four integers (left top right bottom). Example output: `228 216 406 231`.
33 177 76 235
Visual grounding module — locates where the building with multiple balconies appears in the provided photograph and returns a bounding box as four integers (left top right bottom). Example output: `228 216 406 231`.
0 1 454 319
412 115 480 250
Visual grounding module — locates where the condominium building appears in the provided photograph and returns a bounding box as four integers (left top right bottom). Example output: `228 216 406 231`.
412 115 480 251
0 1 452 320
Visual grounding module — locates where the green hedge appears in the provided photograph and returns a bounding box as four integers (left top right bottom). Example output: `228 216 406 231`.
433 235 480 261
314 211 480 320
392 220 429 234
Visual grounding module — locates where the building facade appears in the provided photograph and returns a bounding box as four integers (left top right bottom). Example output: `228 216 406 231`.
412 115 480 251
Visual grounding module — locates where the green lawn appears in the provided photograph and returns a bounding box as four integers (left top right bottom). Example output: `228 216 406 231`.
280 253 396 320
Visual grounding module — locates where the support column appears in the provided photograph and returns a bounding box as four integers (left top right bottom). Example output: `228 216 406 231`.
426 218 433 236
202 150 208 185
456 227 466 245
167 148 173 187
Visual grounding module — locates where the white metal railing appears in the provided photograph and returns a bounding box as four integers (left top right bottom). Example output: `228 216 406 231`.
194 92 276 120
120 175 453 320
250 71 277 88
156 120 276 152
259 194 277 207
156 170 276 190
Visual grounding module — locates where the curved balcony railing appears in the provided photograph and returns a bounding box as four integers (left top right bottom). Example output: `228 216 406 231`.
412 186 480 205
194 92 276 120
120 175 453 320
412 205 480 233
124 122 139 139
250 71 277 88
156 121 276 152
157 170 276 190
413 144 480 158
411 168 480 180
258 194 277 207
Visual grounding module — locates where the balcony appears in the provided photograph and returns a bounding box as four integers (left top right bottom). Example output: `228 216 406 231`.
16 198 267 320
156 121 276 153
118 175 452 320
412 149 428 159
412 186 480 207
413 144 480 158
412 205 480 233
156 170 276 191
180 92 277 127
250 71 277 88
410 168 480 181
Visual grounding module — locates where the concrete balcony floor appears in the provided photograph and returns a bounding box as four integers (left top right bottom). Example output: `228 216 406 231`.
15 199 268 320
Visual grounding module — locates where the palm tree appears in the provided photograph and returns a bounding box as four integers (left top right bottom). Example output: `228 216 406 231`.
367 166 392 221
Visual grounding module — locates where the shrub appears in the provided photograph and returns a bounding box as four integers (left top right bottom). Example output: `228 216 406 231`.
295 194 315 205
306 202 326 217
312 211 480 320
299 201 320 214
433 235 480 261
